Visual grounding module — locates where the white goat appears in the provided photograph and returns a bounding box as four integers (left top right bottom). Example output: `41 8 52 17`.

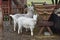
17 14 38 36
10 6 34 31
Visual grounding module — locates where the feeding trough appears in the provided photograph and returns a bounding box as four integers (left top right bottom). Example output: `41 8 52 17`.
33 4 56 20
32 2 56 35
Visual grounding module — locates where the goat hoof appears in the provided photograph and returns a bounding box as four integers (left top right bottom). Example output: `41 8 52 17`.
18 32 20 34
18 31 20 34
31 33 33 36
14 30 16 32
14 29 16 31
31 34 33 36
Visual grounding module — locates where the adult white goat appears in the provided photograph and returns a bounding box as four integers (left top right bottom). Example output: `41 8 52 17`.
17 14 38 36
10 6 34 31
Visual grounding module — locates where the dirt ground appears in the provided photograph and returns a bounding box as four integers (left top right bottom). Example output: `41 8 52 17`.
0 21 60 40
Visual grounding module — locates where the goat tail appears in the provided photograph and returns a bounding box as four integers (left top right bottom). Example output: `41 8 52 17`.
9 15 13 17
9 15 14 18
10 15 13 17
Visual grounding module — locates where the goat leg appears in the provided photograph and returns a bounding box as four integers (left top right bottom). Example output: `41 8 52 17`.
14 21 17 31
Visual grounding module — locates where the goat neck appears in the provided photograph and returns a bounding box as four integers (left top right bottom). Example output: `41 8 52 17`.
33 14 38 21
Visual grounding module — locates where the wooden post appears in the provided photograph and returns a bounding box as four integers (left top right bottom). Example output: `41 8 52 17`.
0 0 2 32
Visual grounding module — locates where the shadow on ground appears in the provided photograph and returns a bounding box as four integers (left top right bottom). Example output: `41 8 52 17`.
2 21 60 40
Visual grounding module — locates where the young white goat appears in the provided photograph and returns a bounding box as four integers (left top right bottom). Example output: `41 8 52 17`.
17 14 38 36
10 6 34 31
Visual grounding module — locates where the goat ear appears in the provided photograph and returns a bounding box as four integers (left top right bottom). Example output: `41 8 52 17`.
35 14 39 17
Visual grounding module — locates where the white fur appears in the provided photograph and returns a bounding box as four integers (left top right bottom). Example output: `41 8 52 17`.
17 14 38 36
55 8 60 14
10 6 34 31
55 8 60 16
